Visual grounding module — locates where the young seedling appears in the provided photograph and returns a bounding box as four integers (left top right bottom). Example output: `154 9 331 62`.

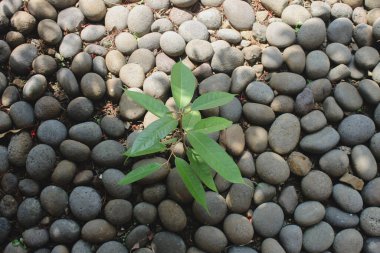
119 61 244 210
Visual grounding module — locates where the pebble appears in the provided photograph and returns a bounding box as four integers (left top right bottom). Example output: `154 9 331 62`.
186 39 214 62
138 32 161 51
81 219 116 244
300 126 340 154
301 170 333 201
211 46 245 74
69 186 102 221
49 219 80 244
262 46 283 70
152 232 186 253
169 7 193 26
194 226 227 253
105 50 125 76
364 237 380 253
297 17 326 50
56 68 80 97
294 201 326 226
226 179 254 213
326 43 352 64
319 149 349 177
261 0 288 16
179 20 209 42
323 96 344 123
23 227 48 249
278 186 298 214
219 124 245 156
283 45 305 74
37 119 67 147
158 199 187 232
60 140 90 162
360 207 380 236
328 64 351 82
354 23 373 47
199 73 231 94
305 50 330 79
359 79 380 104
268 113 300 154
192 191 227 225
0 111 12 133
115 32 138 55
51 160 77 186
197 8 222 30
355 46 380 70
32 55 57 76
300 110 327 133
242 45 262 64
246 81 273 104
27 0 57 20
8 131 33 167
26 144 56 181
37 19 62 45
266 22 296 48
287 151 312 176
17 198 42 228
270 95 295 113
279 225 302 253
102 169 132 199
97 241 128 253
71 52 93 77
79 0 106 22
9 43 37 75
253 202 284 237
91 140 125 167
325 206 360 228
40 185 68 217
338 115 375 145
151 18 174 33
104 199 132 226
128 48 155 73
269 72 306 95
10 11 36 35
69 121 102 147
331 3 353 18
309 78 332 102
303 222 335 252
281 5 311 26
106 78 123 101
243 103 275 126
81 25 106 43
327 17 353 44
220 97 243 123
125 225 150 249
352 144 377 181
223 213 253 245
146 0 170 9
333 228 363 253
362 177 380 206
57 7 84 32
0 195 18 218
261 238 286 253
253 182 276 205
105 6 129 31
128 5 154 36
223 0 255 30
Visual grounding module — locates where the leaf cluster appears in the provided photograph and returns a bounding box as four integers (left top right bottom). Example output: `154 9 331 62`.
119 62 244 210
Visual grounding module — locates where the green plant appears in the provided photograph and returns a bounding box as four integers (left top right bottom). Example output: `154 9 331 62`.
119 61 244 209
295 21 303 33
12 238 27 249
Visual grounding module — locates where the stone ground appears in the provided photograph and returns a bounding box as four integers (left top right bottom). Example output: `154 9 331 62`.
0 0 380 252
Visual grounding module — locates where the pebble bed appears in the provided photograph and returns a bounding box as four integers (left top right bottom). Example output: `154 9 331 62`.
0 0 380 252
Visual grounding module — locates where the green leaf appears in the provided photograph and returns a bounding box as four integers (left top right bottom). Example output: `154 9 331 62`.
125 142 166 157
130 116 178 154
187 131 244 184
161 137 178 145
182 110 201 131
175 157 208 210
192 117 232 134
191 92 235 111
187 149 217 192
171 61 196 109
118 162 162 185
125 90 169 118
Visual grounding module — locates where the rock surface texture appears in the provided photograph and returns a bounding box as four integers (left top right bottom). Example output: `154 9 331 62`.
0 0 379 253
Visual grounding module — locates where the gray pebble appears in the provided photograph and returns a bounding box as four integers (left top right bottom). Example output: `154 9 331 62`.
40 185 68 217
283 45 306 74
338 114 375 146
253 202 284 237
57 7 84 32
197 8 222 30
352 145 377 181
360 207 380 236
17 198 42 228
133 202 157 225
78 0 106 22
278 186 298 214
333 228 363 253
105 6 129 31
26 144 56 181
193 191 227 225
56 68 80 97
81 219 116 244
152 231 186 253
8 131 32 167
325 206 360 228
253 182 276 205
301 110 327 133
128 48 155 73
243 103 275 126
333 184 363 213
326 43 352 64
303 221 335 252
266 21 296 48
128 5 154 37
319 149 349 177
69 121 102 147
9 43 37 75
301 170 333 201
194 226 227 253
69 186 102 221
300 126 340 154
327 17 353 44
279 225 302 253
37 119 67 147
269 72 306 95
294 201 326 226
262 46 283 70
281 5 311 26
297 17 326 50
91 140 125 167
305 50 330 79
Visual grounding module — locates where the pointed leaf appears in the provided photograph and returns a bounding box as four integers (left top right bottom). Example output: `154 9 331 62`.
175 157 208 210
125 90 169 118
130 116 178 154
118 162 161 185
125 142 166 157
187 149 217 192
192 117 232 134
182 110 201 131
187 131 244 184
171 61 196 109
191 92 235 111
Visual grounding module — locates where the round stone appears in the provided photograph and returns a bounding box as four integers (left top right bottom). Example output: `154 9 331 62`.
223 214 253 245
9 43 37 75
78 0 106 22
338 114 375 146
301 170 333 201
360 207 380 236
69 186 102 221
294 201 326 227
152 232 186 253
128 5 154 36
253 202 284 237
268 113 300 154
26 144 56 181
281 5 311 27
160 31 186 57
256 152 290 185
266 22 296 48
194 226 227 253
222 0 255 30
303 222 335 252
40 186 68 217
158 199 187 232
49 219 80 244
37 120 67 147
297 17 326 50
178 20 209 42
327 17 353 44
192 191 227 225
